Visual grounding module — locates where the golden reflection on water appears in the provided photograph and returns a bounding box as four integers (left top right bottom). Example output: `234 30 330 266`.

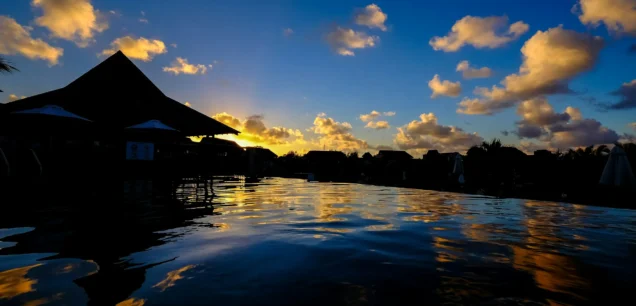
0 264 42 299
512 200 590 302
153 265 197 292
116 297 146 306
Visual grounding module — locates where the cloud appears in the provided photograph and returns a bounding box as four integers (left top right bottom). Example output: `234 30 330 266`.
170 43 177 48
0 16 63 65
310 113 369 151
212 112 304 146
376 145 394 150
32 0 108 47
394 113 484 153
283 28 294 36
326 27 378 56
501 130 510 136
630 122 636 129
139 18 149 24
184 101 191 107
575 0 636 36
365 121 390 129
359 110 381 122
354 4 388 31
383 111 396 116
456 60 493 79
430 15 529 52
606 79 636 109
429 74 461 98
512 97 619 148
100 36 167 61
457 26 604 115
163 57 209 75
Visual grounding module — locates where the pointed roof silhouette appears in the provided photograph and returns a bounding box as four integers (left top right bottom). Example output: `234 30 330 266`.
0 51 238 136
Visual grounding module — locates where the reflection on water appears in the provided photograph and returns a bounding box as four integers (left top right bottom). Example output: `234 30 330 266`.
1 178 636 305
0 264 41 300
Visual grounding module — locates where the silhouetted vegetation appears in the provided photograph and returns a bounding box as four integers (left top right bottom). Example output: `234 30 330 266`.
267 140 636 208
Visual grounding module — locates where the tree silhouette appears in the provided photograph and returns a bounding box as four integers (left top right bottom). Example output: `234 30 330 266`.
0 56 18 74
1 56 19 93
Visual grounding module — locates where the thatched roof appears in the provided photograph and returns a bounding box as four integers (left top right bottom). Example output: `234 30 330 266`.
0 51 238 136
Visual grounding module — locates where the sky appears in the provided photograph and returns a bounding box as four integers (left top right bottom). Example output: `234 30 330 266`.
1 0 635 156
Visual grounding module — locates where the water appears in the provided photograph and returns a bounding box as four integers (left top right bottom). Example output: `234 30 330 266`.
1 178 636 305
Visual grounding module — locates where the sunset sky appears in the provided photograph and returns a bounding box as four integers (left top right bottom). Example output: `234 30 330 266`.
1 0 635 155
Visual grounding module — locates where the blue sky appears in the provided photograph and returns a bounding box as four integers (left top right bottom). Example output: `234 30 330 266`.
1 0 635 155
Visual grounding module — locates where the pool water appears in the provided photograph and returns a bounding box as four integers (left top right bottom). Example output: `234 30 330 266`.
1 178 635 305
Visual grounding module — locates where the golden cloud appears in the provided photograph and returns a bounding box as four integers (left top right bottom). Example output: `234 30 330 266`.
0 16 63 65
326 27 378 56
32 0 108 47
428 74 461 98
100 36 167 61
355 4 388 31
458 26 604 115
430 15 529 52
163 57 209 75
576 0 636 36
212 112 304 146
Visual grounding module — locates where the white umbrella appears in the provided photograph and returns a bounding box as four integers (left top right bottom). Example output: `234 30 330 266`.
453 154 465 184
13 105 90 121
126 120 178 131
599 146 636 188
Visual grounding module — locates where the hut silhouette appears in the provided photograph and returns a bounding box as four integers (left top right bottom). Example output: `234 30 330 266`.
0 51 238 136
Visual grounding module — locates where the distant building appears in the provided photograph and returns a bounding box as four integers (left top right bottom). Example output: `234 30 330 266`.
305 150 347 162
376 150 413 161
245 147 277 160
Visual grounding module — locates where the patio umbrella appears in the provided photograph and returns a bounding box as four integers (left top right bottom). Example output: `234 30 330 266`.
1 104 93 135
13 105 91 121
126 120 178 131
453 154 465 184
599 146 636 188
125 120 182 142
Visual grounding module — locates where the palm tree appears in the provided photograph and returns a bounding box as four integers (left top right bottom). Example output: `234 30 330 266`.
480 138 503 153
1 56 19 93
0 56 18 74
593 145 610 157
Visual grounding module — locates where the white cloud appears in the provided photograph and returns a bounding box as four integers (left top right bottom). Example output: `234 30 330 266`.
365 121 390 129
283 28 294 36
170 43 177 48
458 26 604 115
139 18 149 24
359 110 381 122
575 0 636 36
384 111 396 116
607 79 636 109
394 113 484 153
32 0 108 47
430 15 529 52
310 113 369 151
354 4 388 31
213 112 304 146
0 16 63 65
429 74 461 98
163 57 209 75
326 27 378 56
100 36 167 61
512 97 619 149
456 60 493 79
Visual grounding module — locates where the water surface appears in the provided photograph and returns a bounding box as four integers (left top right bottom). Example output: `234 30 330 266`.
1 178 635 305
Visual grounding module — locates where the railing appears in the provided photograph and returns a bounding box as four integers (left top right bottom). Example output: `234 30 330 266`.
0 148 9 176
30 149 43 176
